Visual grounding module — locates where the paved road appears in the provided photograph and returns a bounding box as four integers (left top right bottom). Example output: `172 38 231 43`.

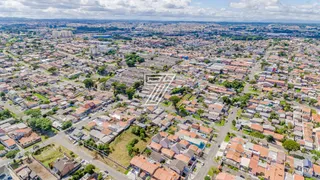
0 100 25 118
193 107 239 180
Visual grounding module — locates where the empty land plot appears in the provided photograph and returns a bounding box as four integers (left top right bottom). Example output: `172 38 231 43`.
28 158 57 180
108 126 151 168
33 143 76 168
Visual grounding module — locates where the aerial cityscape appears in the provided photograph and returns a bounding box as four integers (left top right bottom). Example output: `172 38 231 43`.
0 1 320 180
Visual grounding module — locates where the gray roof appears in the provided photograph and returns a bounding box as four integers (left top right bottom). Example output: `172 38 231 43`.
150 151 164 162
169 159 186 172
89 129 105 140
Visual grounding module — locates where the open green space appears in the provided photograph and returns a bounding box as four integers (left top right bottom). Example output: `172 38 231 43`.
33 143 77 168
34 93 50 104
108 126 151 168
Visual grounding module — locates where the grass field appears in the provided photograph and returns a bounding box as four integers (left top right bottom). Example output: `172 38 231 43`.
33 144 76 168
177 94 192 107
34 93 50 104
108 126 151 168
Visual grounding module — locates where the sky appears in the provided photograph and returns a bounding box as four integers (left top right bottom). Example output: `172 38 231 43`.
0 0 320 22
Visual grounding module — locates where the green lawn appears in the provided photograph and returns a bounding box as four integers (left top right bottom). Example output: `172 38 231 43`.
215 119 225 127
192 114 201 120
236 109 243 118
177 94 192 106
108 126 151 168
161 101 172 107
248 86 260 95
33 144 77 168
34 93 50 104
224 135 230 142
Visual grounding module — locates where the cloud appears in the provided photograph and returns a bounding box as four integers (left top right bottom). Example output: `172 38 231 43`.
0 0 319 22
230 0 279 9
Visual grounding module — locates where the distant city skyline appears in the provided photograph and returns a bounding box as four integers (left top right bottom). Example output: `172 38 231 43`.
0 0 320 23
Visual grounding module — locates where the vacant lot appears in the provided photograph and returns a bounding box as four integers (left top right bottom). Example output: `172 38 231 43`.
34 93 50 104
28 158 57 180
33 143 76 168
108 126 151 168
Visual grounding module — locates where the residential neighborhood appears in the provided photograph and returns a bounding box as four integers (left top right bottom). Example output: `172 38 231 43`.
0 17 320 180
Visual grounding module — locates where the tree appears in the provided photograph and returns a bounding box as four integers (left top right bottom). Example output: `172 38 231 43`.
6 150 19 159
288 83 294 89
24 109 41 118
62 120 72 130
83 79 94 89
28 118 52 132
222 96 232 105
0 92 5 97
309 98 318 106
97 66 107 75
232 120 236 126
98 173 103 180
125 53 144 67
204 59 210 64
266 135 275 143
169 96 181 108
126 87 136 100
283 139 300 152
25 151 31 162
133 81 142 90
0 109 12 120
84 164 96 174
48 67 58 75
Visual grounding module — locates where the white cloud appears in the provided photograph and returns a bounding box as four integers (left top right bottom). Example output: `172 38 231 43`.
230 0 279 9
0 0 319 22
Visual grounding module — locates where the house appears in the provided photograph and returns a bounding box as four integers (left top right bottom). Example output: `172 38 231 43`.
130 155 180 180
53 157 80 178
169 159 187 176
89 129 105 142
149 151 165 163
152 167 180 180
161 148 175 159
171 143 183 154
152 134 162 144
149 142 162 152
130 155 160 176
216 172 239 180
18 132 42 148
2 138 17 149
313 164 320 178
160 138 170 148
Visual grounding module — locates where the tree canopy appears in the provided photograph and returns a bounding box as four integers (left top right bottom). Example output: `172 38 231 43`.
126 87 136 100
0 109 12 120
125 53 145 67
169 96 181 107
283 139 300 152
24 109 42 118
97 66 107 75
83 78 94 89
28 117 52 132
62 120 72 130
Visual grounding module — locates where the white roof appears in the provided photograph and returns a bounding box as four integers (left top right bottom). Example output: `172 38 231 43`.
240 157 250 167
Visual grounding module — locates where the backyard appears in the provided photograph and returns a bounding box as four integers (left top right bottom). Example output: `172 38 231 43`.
34 93 50 104
33 143 77 168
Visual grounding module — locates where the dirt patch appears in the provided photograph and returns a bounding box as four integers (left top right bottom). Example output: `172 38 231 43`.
27 159 57 180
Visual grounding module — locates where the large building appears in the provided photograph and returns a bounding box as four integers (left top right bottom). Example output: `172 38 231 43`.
52 30 73 38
